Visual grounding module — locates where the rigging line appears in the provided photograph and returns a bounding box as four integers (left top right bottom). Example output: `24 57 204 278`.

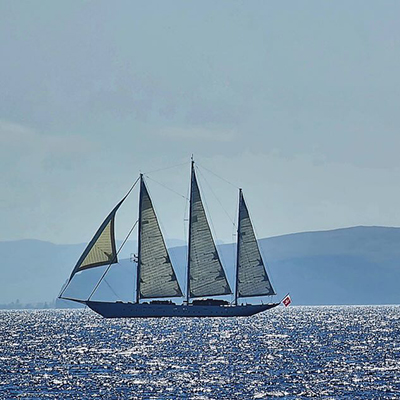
116 219 139 257
122 176 140 202
196 162 240 190
144 175 190 201
196 166 237 229
103 277 120 299
87 219 139 302
57 280 69 299
143 161 188 175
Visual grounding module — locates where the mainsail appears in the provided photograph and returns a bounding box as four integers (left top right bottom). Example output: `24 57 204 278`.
236 190 275 297
187 164 232 298
68 199 123 282
138 176 183 299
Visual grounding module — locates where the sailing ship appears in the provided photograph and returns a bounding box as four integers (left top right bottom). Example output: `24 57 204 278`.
59 160 280 317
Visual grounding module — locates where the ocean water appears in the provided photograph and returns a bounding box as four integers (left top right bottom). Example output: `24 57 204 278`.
0 306 399 399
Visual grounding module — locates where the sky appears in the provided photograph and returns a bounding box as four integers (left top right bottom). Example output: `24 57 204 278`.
1 0 400 245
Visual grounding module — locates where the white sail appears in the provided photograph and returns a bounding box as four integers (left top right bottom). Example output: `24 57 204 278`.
138 178 183 299
236 191 275 297
188 166 232 298
69 200 123 281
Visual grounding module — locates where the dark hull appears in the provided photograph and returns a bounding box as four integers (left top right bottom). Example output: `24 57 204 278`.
85 301 280 318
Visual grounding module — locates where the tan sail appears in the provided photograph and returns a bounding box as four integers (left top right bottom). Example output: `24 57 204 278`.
69 199 123 281
187 164 232 298
138 177 183 299
236 191 275 297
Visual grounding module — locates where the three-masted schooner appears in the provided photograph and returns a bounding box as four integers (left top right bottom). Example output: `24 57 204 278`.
59 160 280 317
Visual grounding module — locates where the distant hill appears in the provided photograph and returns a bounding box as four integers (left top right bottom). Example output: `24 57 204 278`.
1 226 399 307
260 226 400 305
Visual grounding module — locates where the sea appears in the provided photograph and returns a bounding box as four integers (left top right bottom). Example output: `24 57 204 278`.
0 306 399 399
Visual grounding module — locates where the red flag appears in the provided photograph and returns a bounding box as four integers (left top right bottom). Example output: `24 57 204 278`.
282 294 291 307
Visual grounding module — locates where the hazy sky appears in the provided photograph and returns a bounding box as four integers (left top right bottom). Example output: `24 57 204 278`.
1 1 400 244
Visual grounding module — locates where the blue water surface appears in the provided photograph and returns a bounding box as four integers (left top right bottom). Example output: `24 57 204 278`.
0 306 399 399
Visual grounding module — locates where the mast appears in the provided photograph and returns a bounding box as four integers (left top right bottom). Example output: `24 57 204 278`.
234 188 242 306
136 173 144 304
186 158 194 304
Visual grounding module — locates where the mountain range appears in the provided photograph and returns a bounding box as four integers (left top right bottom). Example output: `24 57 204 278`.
1 226 399 307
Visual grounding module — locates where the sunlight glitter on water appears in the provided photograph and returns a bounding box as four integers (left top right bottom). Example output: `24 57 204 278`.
0 306 399 399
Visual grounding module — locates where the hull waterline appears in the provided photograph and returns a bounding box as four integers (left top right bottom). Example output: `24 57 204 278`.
84 301 280 318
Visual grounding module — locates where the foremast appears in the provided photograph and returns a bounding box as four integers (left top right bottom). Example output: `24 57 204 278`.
136 173 144 303
234 188 243 305
185 160 194 304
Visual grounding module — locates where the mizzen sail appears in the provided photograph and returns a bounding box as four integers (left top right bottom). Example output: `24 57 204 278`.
138 177 183 299
187 165 232 298
236 191 275 297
